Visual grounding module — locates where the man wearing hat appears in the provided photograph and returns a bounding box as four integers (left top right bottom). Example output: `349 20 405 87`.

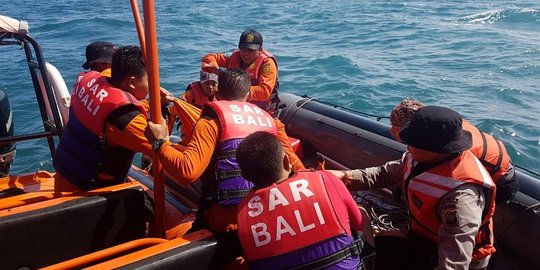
82 41 116 76
331 106 497 270
201 29 305 171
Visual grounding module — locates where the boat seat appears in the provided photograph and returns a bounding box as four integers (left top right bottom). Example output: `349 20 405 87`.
0 187 148 269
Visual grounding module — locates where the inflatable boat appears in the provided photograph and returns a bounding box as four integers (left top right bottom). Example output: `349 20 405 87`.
1 12 539 269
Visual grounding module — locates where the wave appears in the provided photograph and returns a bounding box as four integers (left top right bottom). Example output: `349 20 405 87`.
458 7 540 24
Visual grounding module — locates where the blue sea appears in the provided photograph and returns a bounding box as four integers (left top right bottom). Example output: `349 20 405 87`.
1 0 539 175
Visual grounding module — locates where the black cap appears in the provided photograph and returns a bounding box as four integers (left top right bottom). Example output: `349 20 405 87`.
82 41 116 69
399 106 472 154
238 29 263 50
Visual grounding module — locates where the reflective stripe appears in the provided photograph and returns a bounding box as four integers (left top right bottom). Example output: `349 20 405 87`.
408 180 450 199
414 171 463 190
472 155 495 189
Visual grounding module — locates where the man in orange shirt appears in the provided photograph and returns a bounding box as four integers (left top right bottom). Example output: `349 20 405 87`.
147 69 283 268
201 29 304 171
54 46 161 191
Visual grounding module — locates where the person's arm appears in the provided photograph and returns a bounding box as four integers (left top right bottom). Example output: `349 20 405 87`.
201 53 230 74
153 116 219 185
249 59 277 102
328 159 404 191
435 184 486 270
105 106 153 156
321 171 364 233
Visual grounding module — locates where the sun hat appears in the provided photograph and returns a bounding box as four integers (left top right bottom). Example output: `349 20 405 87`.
399 106 472 154
200 71 218 84
238 29 263 50
82 41 116 69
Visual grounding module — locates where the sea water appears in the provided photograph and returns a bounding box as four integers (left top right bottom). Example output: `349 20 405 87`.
1 0 539 175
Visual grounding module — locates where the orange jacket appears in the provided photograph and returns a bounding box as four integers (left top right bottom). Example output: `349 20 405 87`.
463 120 512 182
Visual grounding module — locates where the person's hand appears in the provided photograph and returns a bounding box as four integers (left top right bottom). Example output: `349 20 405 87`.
160 87 175 105
201 61 219 74
146 120 169 143
327 169 352 186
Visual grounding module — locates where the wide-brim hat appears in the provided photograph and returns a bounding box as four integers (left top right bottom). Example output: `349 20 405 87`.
238 29 262 50
399 106 472 154
82 41 116 69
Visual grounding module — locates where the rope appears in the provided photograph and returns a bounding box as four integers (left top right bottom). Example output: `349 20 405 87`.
353 192 408 232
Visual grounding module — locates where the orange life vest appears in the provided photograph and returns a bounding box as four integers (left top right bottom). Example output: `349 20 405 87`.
238 171 358 269
187 81 213 109
402 151 497 261
463 120 512 182
228 49 280 116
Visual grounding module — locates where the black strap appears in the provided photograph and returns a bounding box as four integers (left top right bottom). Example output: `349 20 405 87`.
216 169 242 180
403 154 459 233
215 149 236 160
478 132 503 174
289 237 362 270
215 189 251 201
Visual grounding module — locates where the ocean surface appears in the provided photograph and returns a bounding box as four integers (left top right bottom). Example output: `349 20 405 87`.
1 0 539 176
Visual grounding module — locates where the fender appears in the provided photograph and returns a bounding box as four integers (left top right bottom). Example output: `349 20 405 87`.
39 62 70 127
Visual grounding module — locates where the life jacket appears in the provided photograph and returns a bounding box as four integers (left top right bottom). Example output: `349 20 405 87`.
238 171 361 270
228 49 280 116
53 71 145 190
187 81 213 109
463 120 512 182
200 101 277 207
402 151 497 262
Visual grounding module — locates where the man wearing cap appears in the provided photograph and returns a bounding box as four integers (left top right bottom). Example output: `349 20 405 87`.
82 41 116 76
330 106 497 270
201 29 305 171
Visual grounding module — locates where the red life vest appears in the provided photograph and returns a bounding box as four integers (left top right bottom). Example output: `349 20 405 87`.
54 71 145 190
228 49 280 116
71 71 145 136
201 101 277 206
237 171 348 262
188 81 213 109
463 120 512 182
402 151 497 261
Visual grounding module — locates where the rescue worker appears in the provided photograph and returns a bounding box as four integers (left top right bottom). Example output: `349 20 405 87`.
180 71 218 109
235 131 365 270
82 41 116 76
201 29 305 171
146 69 279 268
54 45 156 191
388 98 518 203
331 106 497 270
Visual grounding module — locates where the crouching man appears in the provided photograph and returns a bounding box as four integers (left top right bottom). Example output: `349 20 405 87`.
236 131 365 270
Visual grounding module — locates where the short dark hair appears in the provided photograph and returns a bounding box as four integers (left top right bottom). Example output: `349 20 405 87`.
110 46 146 85
236 131 284 188
218 68 251 101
